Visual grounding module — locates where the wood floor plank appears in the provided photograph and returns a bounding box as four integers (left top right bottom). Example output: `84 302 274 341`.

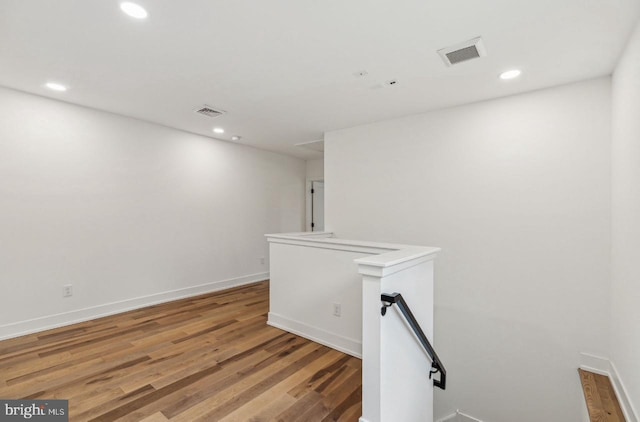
139 412 170 422
0 281 362 421
579 369 625 422
244 394 297 422
168 342 329 422
217 349 347 422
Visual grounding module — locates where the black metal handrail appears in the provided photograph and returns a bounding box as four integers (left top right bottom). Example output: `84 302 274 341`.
381 292 447 390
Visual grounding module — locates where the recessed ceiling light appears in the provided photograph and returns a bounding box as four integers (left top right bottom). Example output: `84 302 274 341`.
499 69 522 80
45 82 68 92
213 128 225 134
231 135 241 141
120 2 148 19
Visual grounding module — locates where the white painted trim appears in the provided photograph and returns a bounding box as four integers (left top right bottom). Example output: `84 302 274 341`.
610 361 639 422
268 238 391 254
437 410 484 422
266 232 396 255
358 418 371 422
266 232 440 262
579 353 638 422
354 246 440 269
579 352 611 376
0 272 269 341
269 231 334 239
456 411 484 422
356 251 438 277
267 312 362 358
437 415 458 422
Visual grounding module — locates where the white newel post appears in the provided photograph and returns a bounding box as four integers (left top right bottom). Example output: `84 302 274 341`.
356 248 440 422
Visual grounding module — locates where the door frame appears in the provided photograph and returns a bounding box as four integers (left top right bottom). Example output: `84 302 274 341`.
305 179 324 232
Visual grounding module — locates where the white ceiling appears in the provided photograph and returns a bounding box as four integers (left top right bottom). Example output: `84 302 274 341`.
1 0 638 159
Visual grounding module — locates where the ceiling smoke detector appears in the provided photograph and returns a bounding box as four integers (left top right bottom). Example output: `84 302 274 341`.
437 37 487 66
195 105 225 118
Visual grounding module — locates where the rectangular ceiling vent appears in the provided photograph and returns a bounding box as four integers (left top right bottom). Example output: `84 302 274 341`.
438 37 487 66
195 105 225 118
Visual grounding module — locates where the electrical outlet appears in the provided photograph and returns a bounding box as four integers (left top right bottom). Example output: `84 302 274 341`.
332 303 341 317
260 257 265 265
63 284 73 297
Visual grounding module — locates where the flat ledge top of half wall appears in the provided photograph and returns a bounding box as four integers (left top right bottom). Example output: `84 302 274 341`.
265 232 440 275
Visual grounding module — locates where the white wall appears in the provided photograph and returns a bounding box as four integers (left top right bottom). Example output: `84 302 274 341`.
306 158 324 180
0 86 305 338
268 237 368 357
325 78 612 422
611 20 640 416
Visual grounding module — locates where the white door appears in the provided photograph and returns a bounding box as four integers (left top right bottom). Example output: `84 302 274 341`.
311 181 324 231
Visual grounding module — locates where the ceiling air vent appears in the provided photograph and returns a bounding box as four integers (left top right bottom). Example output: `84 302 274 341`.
437 37 487 66
195 105 225 118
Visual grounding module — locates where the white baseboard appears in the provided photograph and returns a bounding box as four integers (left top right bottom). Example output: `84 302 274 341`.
267 312 362 358
579 352 610 375
580 352 638 422
437 410 484 422
0 272 269 341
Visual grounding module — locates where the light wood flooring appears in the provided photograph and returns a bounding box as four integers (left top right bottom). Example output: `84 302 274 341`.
0 281 362 421
579 369 625 422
